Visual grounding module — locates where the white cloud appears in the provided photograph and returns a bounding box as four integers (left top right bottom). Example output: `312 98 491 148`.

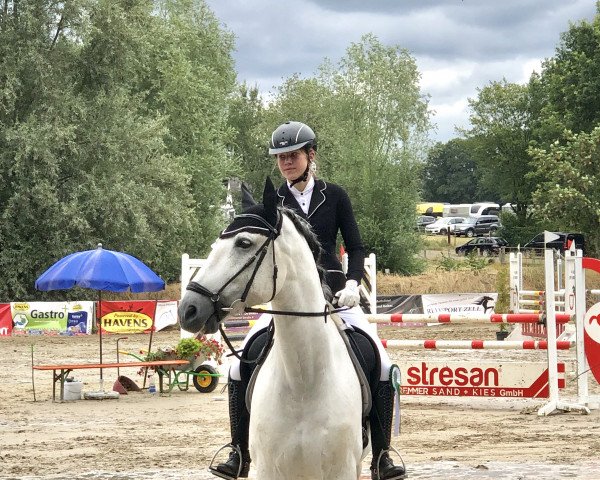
205 0 597 142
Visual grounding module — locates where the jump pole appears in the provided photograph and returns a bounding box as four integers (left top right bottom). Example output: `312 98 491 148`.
367 313 572 325
380 339 573 350
538 245 589 415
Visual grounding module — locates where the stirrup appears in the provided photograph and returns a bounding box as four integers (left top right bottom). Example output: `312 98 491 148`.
208 443 245 480
372 446 407 480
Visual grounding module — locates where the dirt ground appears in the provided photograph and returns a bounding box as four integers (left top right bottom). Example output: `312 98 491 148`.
1 324 600 480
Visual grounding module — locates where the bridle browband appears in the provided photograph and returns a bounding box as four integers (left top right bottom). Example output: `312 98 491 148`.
185 209 348 363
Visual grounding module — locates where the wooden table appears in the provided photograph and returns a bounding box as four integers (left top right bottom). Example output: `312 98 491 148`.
33 360 190 401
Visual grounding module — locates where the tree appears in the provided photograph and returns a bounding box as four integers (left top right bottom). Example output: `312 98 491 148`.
262 34 432 274
530 127 600 255
463 80 538 220
535 6 600 141
422 138 481 204
0 0 237 299
226 83 270 196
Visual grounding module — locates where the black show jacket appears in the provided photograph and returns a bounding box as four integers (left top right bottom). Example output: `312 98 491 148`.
276 179 366 293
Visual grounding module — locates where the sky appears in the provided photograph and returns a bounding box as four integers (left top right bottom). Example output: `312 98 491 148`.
204 0 597 143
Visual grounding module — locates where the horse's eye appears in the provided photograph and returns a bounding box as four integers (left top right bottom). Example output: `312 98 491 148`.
235 237 253 249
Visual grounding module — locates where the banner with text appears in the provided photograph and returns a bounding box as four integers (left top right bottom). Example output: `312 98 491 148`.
99 301 156 334
11 302 94 335
421 293 497 316
398 360 564 398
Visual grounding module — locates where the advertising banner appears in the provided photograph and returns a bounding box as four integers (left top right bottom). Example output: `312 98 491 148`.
376 295 423 314
421 293 497 316
99 301 155 334
0 303 12 336
154 300 179 332
10 302 94 334
398 361 564 398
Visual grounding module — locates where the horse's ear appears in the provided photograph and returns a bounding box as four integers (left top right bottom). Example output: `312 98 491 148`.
241 182 257 210
262 176 278 227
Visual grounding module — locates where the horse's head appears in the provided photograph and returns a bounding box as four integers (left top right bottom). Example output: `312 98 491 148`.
179 177 324 335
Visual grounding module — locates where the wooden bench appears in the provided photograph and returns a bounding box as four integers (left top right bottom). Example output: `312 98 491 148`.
33 360 190 402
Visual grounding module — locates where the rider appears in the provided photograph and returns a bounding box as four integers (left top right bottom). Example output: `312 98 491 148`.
211 121 406 480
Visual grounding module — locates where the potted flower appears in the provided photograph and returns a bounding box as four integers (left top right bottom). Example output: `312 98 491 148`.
143 336 224 369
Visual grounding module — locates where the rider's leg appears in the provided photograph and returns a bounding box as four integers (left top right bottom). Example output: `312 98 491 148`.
369 380 406 480
211 376 251 479
338 307 406 480
211 322 270 479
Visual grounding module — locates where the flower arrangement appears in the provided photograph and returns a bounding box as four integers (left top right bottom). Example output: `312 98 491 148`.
143 336 224 365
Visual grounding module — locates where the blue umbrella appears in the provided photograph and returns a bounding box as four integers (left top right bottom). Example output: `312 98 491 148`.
35 243 165 381
35 243 165 293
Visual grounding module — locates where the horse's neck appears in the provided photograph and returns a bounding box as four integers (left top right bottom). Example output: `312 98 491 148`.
269 278 341 382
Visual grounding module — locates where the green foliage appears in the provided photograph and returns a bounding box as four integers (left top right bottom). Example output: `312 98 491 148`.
258 34 432 274
463 80 538 217
437 252 489 273
529 127 600 256
497 211 548 248
436 253 463 272
422 139 481 203
0 0 238 300
495 265 510 314
535 8 600 140
464 252 489 272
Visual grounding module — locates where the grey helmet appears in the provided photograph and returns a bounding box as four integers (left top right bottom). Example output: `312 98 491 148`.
268 121 317 155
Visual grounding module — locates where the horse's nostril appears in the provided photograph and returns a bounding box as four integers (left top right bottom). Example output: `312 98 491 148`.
184 304 197 321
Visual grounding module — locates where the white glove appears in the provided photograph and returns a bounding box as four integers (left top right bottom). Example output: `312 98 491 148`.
335 280 360 308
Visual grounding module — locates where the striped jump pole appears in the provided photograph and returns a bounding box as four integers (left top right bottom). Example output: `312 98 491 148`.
367 313 572 325
380 339 574 350
518 289 565 297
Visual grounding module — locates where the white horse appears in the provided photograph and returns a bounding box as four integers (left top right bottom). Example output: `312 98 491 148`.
179 179 364 480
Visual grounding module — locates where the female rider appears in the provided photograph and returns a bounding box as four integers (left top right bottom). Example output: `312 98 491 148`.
211 121 406 480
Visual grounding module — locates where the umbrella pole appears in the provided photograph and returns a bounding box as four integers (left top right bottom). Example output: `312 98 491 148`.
98 291 104 387
143 299 157 389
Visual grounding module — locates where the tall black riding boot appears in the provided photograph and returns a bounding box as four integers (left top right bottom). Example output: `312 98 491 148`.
369 381 406 480
210 379 251 479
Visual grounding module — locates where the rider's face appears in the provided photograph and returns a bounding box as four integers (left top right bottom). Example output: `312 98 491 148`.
276 148 312 182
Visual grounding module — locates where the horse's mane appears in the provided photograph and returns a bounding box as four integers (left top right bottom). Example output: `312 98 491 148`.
280 207 333 302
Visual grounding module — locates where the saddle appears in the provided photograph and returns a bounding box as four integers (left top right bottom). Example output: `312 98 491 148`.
241 315 379 447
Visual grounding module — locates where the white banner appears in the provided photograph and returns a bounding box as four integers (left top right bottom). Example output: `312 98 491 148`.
154 300 179 332
421 293 497 316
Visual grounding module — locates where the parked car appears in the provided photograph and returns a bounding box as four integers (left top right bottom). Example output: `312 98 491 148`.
455 237 508 256
424 217 465 235
523 232 585 253
453 215 501 237
417 215 436 231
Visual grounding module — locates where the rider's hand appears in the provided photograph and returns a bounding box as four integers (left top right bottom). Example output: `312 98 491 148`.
335 280 360 308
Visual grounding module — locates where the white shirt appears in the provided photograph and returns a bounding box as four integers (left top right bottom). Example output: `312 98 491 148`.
287 176 315 215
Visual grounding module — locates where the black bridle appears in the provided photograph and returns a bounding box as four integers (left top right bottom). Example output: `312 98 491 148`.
185 211 348 363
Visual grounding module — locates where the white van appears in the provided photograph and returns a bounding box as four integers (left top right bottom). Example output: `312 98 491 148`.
442 204 472 218
469 202 500 217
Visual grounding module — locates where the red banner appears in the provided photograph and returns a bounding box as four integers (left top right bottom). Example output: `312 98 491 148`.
99 301 156 334
0 303 12 336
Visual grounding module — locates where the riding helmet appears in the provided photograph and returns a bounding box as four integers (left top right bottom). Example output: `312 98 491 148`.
268 121 317 155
